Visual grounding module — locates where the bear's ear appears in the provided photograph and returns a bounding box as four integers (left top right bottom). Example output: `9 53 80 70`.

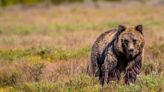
118 25 126 34
135 25 143 34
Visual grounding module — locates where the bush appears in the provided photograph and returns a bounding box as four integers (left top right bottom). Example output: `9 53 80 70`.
143 75 163 92
0 66 20 86
17 82 64 92
27 63 45 82
51 0 84 5
0 0 19 7
20 0 42 6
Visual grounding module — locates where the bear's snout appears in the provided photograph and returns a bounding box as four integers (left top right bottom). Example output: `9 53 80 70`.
128 43 134 54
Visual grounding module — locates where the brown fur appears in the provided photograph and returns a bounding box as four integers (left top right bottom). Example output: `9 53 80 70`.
88 25 145 85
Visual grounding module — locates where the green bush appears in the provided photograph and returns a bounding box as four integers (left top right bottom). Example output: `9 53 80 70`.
0 0 19 6
143 75 163 92
117 84 142 92
0 49 32 63
17 82 63 92
20 0 42 6
51 0 84 5
0 67 20 87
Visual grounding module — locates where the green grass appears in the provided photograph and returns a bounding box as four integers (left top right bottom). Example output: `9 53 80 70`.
0 46 90 63
0 74 163 92
0 74 100 92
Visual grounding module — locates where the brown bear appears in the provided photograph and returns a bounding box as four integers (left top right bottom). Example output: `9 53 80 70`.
88 25 145 85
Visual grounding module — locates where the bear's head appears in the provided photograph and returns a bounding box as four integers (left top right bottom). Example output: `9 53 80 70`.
114 25 145 59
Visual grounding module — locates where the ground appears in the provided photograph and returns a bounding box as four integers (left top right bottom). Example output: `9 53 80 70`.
0 3 163 92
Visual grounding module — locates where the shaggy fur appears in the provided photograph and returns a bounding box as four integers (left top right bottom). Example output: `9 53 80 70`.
88 25 145 85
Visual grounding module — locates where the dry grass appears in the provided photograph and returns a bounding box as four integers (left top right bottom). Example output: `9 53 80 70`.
0 3 164 92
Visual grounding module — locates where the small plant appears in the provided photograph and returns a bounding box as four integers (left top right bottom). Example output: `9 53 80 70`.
142 75 163 92
0 66 20 87
65 74 100 92
27 63 45 82
37 47 50 59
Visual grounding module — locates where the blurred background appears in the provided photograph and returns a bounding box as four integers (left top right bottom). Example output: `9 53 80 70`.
0 0 164 7
0 0 164 92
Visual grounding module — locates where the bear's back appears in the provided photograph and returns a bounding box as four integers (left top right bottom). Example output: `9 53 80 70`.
89 29 118 76
91 29 118 57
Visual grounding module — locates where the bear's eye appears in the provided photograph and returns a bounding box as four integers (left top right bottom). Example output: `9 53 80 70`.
124 39 129 45
133 39 137 45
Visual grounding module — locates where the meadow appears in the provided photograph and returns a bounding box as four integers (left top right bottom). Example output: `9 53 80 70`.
0 2 164 92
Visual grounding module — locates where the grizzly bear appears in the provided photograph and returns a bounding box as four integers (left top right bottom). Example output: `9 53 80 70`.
88 25 145 85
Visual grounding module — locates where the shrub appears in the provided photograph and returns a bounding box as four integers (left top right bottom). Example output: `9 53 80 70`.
20 0 42 6
0 66 20 86
17 82 64 92
51 0 84 5
0 0 19 7
142 75 163 92
27 63 45 82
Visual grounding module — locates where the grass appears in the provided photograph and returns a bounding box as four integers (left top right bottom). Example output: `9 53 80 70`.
0 74 162 92
0 46 90 63
0 3 164 92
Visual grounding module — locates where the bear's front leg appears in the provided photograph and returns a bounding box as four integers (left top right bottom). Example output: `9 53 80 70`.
100 54 117 86
124 55 142 84
108 68 121 82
